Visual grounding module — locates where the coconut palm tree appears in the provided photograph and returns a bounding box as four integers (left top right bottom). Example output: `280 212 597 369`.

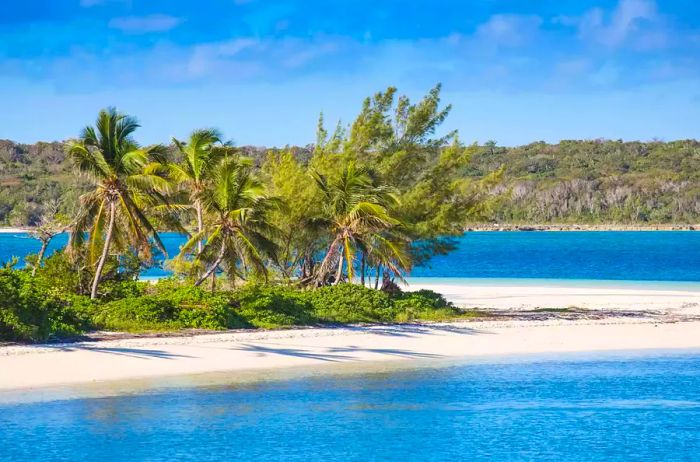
169 129 228 256
311 163 410 286
177 157 281 287
66 108 170 299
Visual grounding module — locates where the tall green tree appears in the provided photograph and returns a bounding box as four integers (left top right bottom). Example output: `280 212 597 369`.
261 150 323 281
169 129 227 256
66 108 170 299
317 83 500 268
177 157 281 287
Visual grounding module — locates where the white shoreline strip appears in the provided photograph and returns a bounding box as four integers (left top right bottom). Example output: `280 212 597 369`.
406 282 700 313
2 319 700 391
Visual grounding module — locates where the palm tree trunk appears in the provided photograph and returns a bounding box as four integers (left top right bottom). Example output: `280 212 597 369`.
314 237 341 286
91 201 116 299
195 241 226 287
333 252 344 285
381 270 392 291
32 239 49 277
374 265 381 290
195 199 204 255
360 253 366 286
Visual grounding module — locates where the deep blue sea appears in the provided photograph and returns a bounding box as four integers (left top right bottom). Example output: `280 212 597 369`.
2 353 700 461
2 230 700 282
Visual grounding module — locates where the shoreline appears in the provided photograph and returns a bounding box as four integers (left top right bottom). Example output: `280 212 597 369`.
465 223 699 232
2 224 699 235
2 316 700 394
0 227 30 234
406 280 700 313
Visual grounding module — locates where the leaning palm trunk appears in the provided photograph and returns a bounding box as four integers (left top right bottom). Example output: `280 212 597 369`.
31 240 49 277
313 236 341 286
333 252 344 285
91 201 116 299
195 241 226 287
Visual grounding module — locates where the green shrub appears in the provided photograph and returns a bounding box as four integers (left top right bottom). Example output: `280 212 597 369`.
0 268 93 342
91 284 252 332
392 289 459 322
33 251 145 301
233 285 316 328
0 264 463 342
92 296 179 331
306 284 395 323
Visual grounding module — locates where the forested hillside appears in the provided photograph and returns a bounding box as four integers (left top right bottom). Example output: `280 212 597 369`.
473 139 700 224
1 138 698 226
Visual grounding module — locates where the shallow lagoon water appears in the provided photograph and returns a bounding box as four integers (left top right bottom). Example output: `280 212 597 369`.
2 351 700 461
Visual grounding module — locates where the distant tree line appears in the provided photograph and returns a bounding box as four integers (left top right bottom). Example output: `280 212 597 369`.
470 139 700 224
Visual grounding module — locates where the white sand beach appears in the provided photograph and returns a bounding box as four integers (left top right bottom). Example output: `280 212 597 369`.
2 318 699 392
406 280 700 314
0 227 29 234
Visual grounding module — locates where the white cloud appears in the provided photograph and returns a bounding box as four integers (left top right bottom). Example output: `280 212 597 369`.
187 38 259 77
109 15 183 34
475 14 543 47
184 36 342 79
576 0 667 49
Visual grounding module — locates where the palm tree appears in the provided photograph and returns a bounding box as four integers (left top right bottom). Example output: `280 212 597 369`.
177 157 281 287
66 108 170 299
311 163 410 286
169 129 227 256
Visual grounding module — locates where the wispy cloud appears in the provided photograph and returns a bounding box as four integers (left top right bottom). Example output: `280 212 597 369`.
475 14 543 47
185 36 343 79
109 15 183 34
566 0 668 50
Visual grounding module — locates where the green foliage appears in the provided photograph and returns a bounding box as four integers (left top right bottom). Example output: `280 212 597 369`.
0 85 509 341
33 250 143 301
175 156 282 287
0 263 465 342
92 296 179 331
92 284 249 331
0 267 92 342
66 107 171 299
391 289 458 322
305 284 395 323
470 139 700 224
260 150 323 280
232 285 316 328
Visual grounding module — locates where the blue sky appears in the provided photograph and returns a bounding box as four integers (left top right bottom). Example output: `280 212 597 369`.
1 0 699 146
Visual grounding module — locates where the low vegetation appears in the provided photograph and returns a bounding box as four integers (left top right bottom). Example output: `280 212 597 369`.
0 252 460 342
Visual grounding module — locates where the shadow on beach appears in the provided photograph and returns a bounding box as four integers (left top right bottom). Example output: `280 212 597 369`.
231 342 443 362
345 323 489 337
39 344 193 360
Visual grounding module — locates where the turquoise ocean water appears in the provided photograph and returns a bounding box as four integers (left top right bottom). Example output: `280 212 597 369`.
2 230 700 286
2 352 700 461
